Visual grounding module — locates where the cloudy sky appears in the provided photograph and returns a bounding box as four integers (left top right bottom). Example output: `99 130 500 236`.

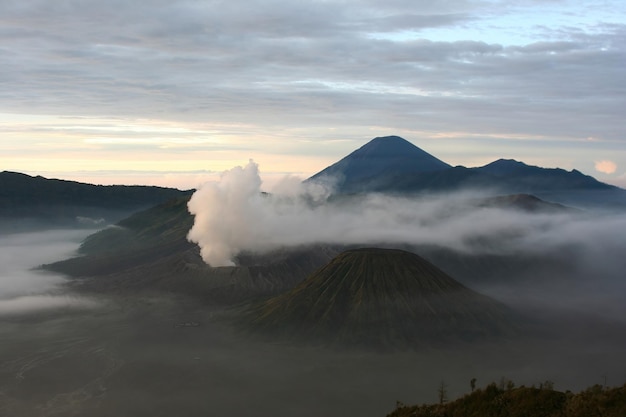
1 0 625 189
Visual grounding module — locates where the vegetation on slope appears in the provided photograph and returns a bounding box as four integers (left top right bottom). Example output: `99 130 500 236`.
247 248 517 348
44 196 196 277
79 196 195 255
44 196 340 303
388 381 626 417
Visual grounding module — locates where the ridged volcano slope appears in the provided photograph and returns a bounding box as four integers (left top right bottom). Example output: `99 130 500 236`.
248 248 515 348
308 136 451 193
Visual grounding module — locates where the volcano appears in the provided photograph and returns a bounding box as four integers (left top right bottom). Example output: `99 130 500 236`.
305 136 625 209
247 248 515 348
308 136 451 193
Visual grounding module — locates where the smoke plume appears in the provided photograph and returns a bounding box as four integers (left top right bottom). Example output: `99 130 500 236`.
187 161 626 269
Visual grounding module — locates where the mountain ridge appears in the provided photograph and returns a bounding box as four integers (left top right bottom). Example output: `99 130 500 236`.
0 170 191 230
307 136 625 209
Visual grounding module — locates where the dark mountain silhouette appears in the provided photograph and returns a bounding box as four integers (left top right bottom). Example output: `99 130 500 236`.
470 159 626 209
44 196 341 303
476 158 530 175
475 158 613 191
0 171 190 230
246 248 516 348
308 136 625 209
309 136 451 193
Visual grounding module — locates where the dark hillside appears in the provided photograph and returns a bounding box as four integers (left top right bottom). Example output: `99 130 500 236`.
475 159 616 192
44 196 341 303
247 248 516 348
0 171 190 229
388 382 626 417
307 136 626 209
309 136 451 193
78 196 195 256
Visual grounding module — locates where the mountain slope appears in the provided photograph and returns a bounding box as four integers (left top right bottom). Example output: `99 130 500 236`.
307 136 625 209
475 159 615 191
44 196 341 303
247 248 516 348
389 382 626 417
0 171 190 229
309 136 451 192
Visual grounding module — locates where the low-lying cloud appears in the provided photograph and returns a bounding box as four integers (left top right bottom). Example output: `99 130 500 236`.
0 295 99 315
187 161 626 268
0 229 100 314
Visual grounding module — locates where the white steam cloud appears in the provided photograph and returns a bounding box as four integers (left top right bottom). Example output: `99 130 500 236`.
187 161 626 267
187 161 331 266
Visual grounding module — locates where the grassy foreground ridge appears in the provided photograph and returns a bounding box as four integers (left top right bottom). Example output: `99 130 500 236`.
388 381 626 417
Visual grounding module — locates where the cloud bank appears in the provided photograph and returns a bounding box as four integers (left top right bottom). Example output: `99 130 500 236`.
0 229 100 315
187 161 626 267
0 295 99 316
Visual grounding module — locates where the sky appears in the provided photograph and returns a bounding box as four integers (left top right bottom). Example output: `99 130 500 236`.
1 0 625 190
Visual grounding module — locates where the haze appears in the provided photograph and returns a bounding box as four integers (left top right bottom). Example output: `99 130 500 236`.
1 225 625 416
1 182 625 415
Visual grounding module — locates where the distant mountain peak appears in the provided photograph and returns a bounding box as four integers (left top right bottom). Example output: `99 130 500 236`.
350 135 423 155
338 135 450 166
308 136 451 192
478 159 528 174
492 158 525 165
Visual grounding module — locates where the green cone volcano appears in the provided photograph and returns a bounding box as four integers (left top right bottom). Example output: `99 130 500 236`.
248 248 516 348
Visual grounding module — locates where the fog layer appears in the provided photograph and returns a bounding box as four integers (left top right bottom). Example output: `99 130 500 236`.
0 229 99 315
187 161 626 270
1 199 625 417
